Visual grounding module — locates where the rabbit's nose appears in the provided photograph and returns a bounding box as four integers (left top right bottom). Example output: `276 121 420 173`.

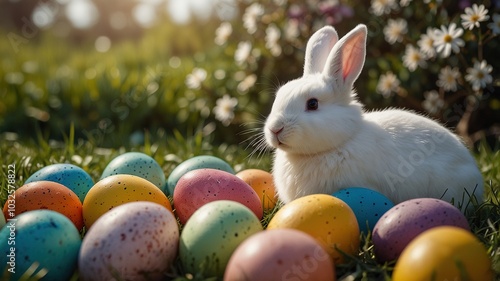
271 127 284 136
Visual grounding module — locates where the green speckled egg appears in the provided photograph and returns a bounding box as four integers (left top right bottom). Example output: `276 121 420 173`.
101 152 166 194
179 200 262 278
0 210 81 281
166 155 234 195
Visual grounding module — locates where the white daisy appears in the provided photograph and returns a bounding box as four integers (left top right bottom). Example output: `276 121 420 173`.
432 23 464 58
377 71 400 98
285 19 300 41
384 19 408 44
400 0 412 7
235 41 252 65
465 60 493 91
417 28 437 59
185 68 207 90
461 4 489 30
402 44 427 71
237 74 257 93
488 13 500 35
213 95 238 126
436 66 461 92
265 24 282 57
214 22 232 46
243 3 264 34
422 90 444 114
370 0 398 16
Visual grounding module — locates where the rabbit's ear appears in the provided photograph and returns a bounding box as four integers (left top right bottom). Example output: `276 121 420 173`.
303 26 339 76
323 24 367 89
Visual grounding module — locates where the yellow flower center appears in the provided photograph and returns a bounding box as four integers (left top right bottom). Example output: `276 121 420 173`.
471 15 479 22
443 34 453 43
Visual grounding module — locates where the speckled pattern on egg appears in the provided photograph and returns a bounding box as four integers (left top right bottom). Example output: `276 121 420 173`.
100 152 166 194
267 194 360 264
83 174 173 228
174 169 263 224
166 155 235 195
0 210 81 281
25 163 94 202
79 202 179 281
333 187 394 233
179 200 263 278
224 229 335 281
372 198 470 262
3 181 84 230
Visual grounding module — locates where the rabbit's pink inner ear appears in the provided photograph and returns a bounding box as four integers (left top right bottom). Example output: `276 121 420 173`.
340 28 366 83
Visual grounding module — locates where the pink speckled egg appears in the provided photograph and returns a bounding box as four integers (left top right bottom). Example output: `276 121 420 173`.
372 198 469 262
224 229 335 281
78 201 179 281
173 169 263 225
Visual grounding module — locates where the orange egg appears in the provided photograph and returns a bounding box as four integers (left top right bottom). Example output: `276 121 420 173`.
236 169 277 210
83 175 172 228
3 181 84 230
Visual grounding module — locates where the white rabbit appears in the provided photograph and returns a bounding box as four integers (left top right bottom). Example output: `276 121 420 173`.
264 24 483 206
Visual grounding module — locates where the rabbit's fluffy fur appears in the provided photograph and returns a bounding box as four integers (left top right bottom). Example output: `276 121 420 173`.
264 24 483 205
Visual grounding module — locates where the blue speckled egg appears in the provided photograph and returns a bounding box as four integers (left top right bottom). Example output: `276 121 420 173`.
179 200 262 278
333 187 394 233
0 210 81 281
25 163 94 203
166 155 234 195
101 152 166 194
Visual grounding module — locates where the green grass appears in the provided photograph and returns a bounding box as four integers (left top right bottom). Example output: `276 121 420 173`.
1 131 499 280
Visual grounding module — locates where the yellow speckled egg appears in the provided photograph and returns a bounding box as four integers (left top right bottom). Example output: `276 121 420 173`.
83 175 172 228
267 194 359 263
392 226 493 281
236 169 277 211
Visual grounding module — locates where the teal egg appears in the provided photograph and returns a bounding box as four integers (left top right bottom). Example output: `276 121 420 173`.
25 164 94 203
166 155 234 195
179 200 262 278
0 210 81 281
101 152 166 194
333 187 394 233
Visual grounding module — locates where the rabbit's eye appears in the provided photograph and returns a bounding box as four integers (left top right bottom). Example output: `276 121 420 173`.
306 98 318 111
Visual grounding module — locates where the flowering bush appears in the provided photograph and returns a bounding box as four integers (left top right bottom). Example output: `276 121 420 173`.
192 0 499 147
1 0 498 148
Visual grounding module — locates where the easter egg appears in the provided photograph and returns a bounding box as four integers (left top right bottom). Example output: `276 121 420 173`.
372 198 469 262
79 202 179 281
173 169 263 224
166 155 234 195
2 181 83 230
179 200 263 278
267 194 359 263
224 229 335 281
101 152 166 194
83 174 172 228
332 187 394 233
0 210 81 281
392 226 493 281
25 163 94 202
236 169 277 210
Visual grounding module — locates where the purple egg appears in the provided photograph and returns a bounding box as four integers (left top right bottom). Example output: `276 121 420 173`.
372 198 469 262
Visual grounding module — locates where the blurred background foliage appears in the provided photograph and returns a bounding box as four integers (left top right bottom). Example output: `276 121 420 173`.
0 0 499 149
